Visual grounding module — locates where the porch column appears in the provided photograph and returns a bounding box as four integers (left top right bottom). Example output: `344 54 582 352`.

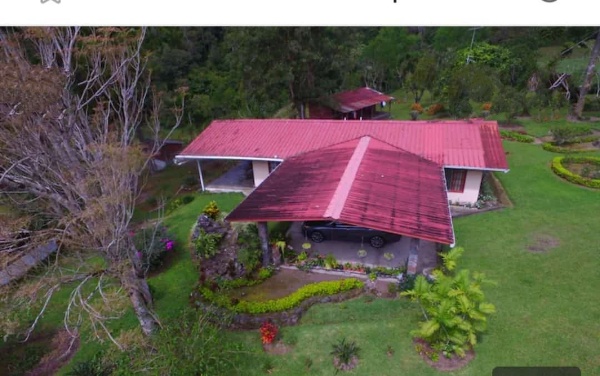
196 160 205 191
257 222 271 267
407 238 420 275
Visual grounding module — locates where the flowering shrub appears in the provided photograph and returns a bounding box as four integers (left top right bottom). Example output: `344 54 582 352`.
132 224 175 272
260 321 278 344
426 103 444 116
410 103 424 113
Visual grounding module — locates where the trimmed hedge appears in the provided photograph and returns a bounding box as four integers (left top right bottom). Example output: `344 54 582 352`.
198 278 364 314
500 130 535 143
551 156 600 189
542 142 596 154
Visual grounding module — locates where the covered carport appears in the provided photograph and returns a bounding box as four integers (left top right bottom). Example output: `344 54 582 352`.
225 135 455 275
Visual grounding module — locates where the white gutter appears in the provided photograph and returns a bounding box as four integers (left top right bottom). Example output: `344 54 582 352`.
174 155 284 166
443 165 509 173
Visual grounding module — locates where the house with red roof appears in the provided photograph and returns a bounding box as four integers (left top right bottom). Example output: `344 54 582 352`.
308 87 394 120
175 118 508 272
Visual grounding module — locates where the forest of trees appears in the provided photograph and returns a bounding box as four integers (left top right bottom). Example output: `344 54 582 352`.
144 26 600 129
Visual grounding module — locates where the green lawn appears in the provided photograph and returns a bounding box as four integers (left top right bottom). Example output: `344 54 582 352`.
214 141 600 376
6 139 600 375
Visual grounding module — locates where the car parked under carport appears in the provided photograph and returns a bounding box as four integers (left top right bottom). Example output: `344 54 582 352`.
302 220 402 248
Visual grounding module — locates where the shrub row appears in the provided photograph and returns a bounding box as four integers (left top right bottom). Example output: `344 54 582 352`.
542 143 595 154
551 156 600 189
198 278 364 314
499 130 535 143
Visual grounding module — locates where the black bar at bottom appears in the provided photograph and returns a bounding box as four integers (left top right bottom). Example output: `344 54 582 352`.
493 367 581 376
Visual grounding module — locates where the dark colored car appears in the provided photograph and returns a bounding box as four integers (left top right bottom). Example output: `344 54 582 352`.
302 221 401 248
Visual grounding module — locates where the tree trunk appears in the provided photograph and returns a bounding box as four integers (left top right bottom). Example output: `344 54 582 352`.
574 30 600 119
122 269 158 336
257 222 271 267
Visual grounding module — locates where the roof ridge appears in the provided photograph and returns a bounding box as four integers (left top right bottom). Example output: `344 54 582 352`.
324 136 371 219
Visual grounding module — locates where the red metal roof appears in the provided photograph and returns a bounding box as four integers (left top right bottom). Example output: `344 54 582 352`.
226 136 454 244
177 119 509 171
328 87 395 113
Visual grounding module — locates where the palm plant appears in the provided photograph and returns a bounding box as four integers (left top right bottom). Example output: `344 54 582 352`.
401 247 496 358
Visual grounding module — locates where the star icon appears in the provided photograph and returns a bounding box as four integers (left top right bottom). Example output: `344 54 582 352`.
41 0 61 3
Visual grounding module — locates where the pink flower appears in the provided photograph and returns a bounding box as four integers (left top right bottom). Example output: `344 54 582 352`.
136 251 142 259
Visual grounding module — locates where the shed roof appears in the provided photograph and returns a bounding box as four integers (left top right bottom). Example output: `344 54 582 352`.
226 136 454 244
326 87 395 113
176 119 509 171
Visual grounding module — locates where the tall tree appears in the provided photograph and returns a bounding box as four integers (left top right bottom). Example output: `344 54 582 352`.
225 27 361 119
573 29 600 119
0 27 182 341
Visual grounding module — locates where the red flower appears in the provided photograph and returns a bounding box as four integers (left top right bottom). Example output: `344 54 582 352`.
260 321 278 345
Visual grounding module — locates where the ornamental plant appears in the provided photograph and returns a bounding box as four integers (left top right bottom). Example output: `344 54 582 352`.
132 224 175 272
410 103 424 113
260 321 278 345
202 200 220 220
401 247 496 359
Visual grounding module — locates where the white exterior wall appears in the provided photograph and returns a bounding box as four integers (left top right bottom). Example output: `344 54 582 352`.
447 170 483 205
252 160 270 187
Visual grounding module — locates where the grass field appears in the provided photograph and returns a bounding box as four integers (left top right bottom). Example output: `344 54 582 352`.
210 141 600 376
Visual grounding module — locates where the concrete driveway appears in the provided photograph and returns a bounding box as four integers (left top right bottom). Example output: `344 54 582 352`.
286 222 438 273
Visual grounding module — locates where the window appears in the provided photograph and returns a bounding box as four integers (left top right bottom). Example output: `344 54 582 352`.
445 169 467 193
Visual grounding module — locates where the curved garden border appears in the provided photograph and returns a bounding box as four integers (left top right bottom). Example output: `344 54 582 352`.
190 286 365 330
542 142 598 154
551 156 600 189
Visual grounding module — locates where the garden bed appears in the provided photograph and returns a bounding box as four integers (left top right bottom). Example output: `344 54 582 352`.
551 156 600 189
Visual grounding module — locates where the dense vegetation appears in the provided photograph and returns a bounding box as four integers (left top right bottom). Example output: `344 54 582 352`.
145 27 600 135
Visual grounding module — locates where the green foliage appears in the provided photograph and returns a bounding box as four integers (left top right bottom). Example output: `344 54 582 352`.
493 85 526 122
109 309 241 375
198 278 364 314
362 27 420 89
542 142 596 154
181 176 198 189
401 247 495 358
297 251 308 262
500 130 535 143
194 229 223 259
330 338 360 365
398 273 418 292
202 200 220 220
550 126 592 145
324 253 338 269
551 156 600 189
237 224 262 272
181 195 195 205
132 224 175 272
67 353 112 376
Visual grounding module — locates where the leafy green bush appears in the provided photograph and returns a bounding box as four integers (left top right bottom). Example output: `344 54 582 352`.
132 224 175 272
194 229 223 259
401 247 496 358
551 156 600 189
202 200 220 220
181 195 195 204
499 130 535 143
199 278 364 314
550 126 592 145
542 142 595 154
237 224 262 272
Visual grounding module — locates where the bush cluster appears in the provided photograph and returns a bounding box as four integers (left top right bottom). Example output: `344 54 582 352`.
426 103 444 116
198 278 364 314
132 225 175 272
410 103 424 113
194 229 223 259
499 130 534 143
542 143 594 154
550 126 592 145
551 156 600 189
